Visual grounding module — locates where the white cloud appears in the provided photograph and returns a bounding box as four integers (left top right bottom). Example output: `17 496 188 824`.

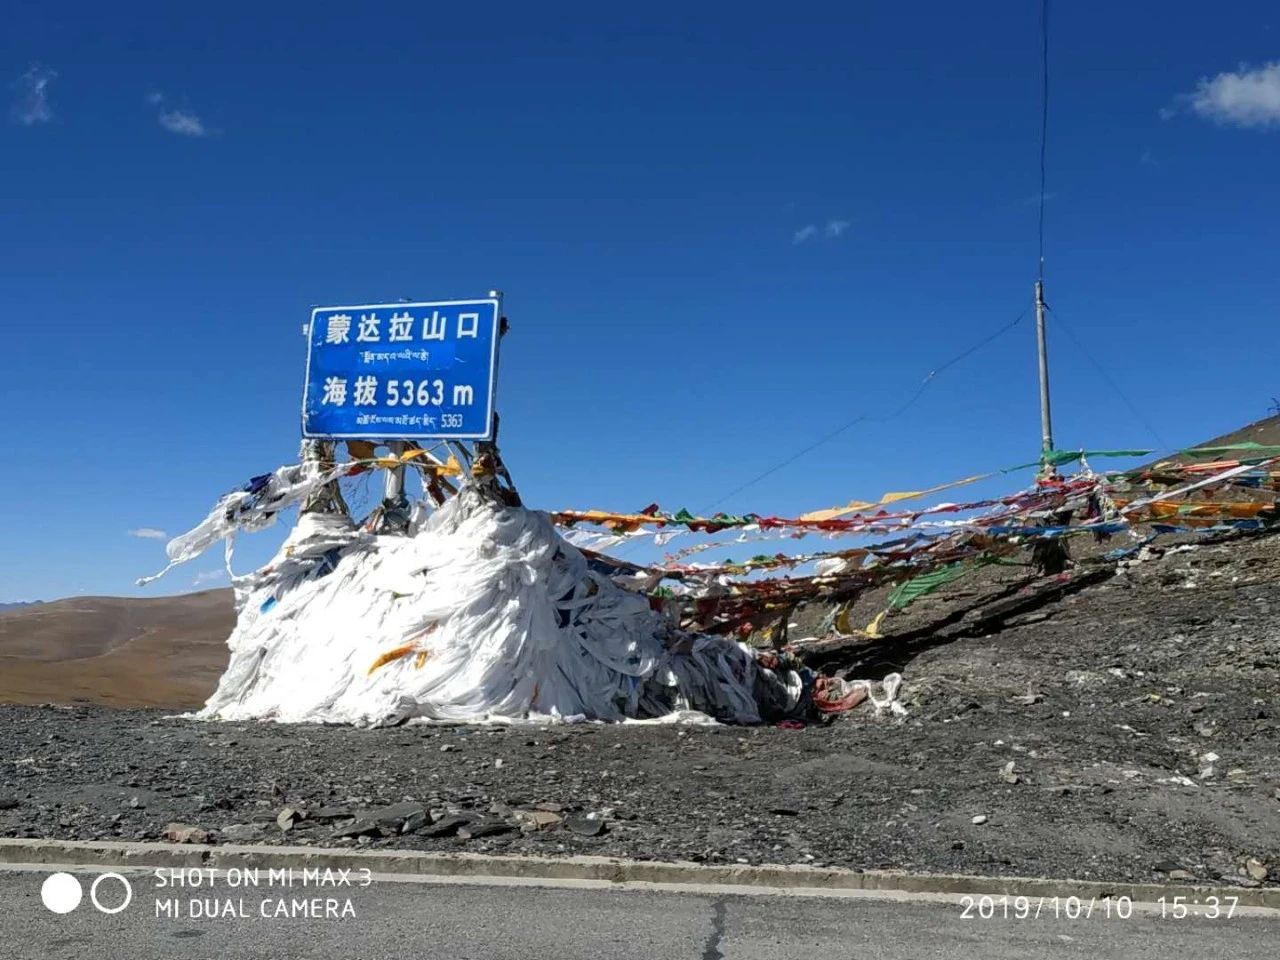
1182 61 1280 129
11 64 56 126
158 108 209 137
149 91 213 137
192 569 227 587
128 527 168 541
792 224 819 245
793 219 850 245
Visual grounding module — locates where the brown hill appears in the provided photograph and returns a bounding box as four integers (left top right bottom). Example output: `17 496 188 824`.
0 589 233 708
1153 411 1280 464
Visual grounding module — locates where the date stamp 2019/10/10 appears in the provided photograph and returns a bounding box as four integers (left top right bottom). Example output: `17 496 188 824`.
959 895 1241 921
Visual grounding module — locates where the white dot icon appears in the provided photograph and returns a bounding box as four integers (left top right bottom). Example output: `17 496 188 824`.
41 873 83 914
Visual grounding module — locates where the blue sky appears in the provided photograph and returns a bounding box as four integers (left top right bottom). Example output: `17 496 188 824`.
3 2 1279 601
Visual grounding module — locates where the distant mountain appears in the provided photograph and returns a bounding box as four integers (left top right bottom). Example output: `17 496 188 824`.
0 601 38 612
0 590 232 708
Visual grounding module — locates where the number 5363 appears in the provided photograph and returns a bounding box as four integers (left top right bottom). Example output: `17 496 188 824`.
386 379 444 407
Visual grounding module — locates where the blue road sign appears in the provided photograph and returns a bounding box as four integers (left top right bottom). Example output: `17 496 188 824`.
302 299 500 440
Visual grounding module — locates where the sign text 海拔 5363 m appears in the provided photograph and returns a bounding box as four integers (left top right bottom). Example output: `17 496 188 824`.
302 299 499 440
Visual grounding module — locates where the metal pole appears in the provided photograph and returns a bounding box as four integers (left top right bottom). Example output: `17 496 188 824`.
1034 279 1055 470
384 440 406 503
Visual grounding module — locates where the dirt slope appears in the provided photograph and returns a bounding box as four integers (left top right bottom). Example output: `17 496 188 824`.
0 590 232 708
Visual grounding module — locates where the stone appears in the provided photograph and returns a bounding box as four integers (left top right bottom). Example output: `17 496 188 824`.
128 796 145 810
514 810 562 831
971 815 988 825
310 805 354 820
219 824 260 843
566 817 606 837
365 802 426 830
0 797 20 811
276 806 305 831
1000 762 1019 784
532 802 564 813
401 810 429 834
417 815 468 838
1245 858 1268 881
1168 869 1195 881
769 807 800 816
457 820 515 840
164 822 209 844
331 818 380 839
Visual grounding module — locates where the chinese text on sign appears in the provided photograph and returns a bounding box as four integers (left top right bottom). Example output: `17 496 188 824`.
302 299 499 440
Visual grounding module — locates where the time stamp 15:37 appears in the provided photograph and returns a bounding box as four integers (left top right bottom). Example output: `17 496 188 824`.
959 895 1241 920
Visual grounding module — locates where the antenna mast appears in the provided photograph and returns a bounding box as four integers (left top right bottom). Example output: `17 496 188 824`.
1034 0 1055 474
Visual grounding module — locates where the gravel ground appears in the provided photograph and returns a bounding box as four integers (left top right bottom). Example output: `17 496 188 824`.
2 533 1279 888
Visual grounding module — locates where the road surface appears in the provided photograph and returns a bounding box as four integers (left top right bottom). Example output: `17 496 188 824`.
2 866 1275 959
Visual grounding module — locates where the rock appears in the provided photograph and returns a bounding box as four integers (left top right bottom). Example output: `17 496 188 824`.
566 817 607 837
1153 860 1183 874
164 823 209 844
417 815 468 838
365 802 426 830
401 810 429 834
310 805 354 820
971 815 988 825
1245 858 1268 881
999 762 1019 784
951 840 965 850
1168 869 1195 881
219 824 260 843
276 806 305 831
331 818 380 839
514 810 562 831
0 797 20 811
769 807 800 816
128 796 145 810
457 820 515 840
494 759 504 769
532 802 564 813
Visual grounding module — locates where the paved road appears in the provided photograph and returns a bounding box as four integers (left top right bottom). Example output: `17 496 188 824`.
2 867 1275 960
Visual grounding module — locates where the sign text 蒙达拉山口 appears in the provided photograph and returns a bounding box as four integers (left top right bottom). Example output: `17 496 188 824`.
302 299 500 440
